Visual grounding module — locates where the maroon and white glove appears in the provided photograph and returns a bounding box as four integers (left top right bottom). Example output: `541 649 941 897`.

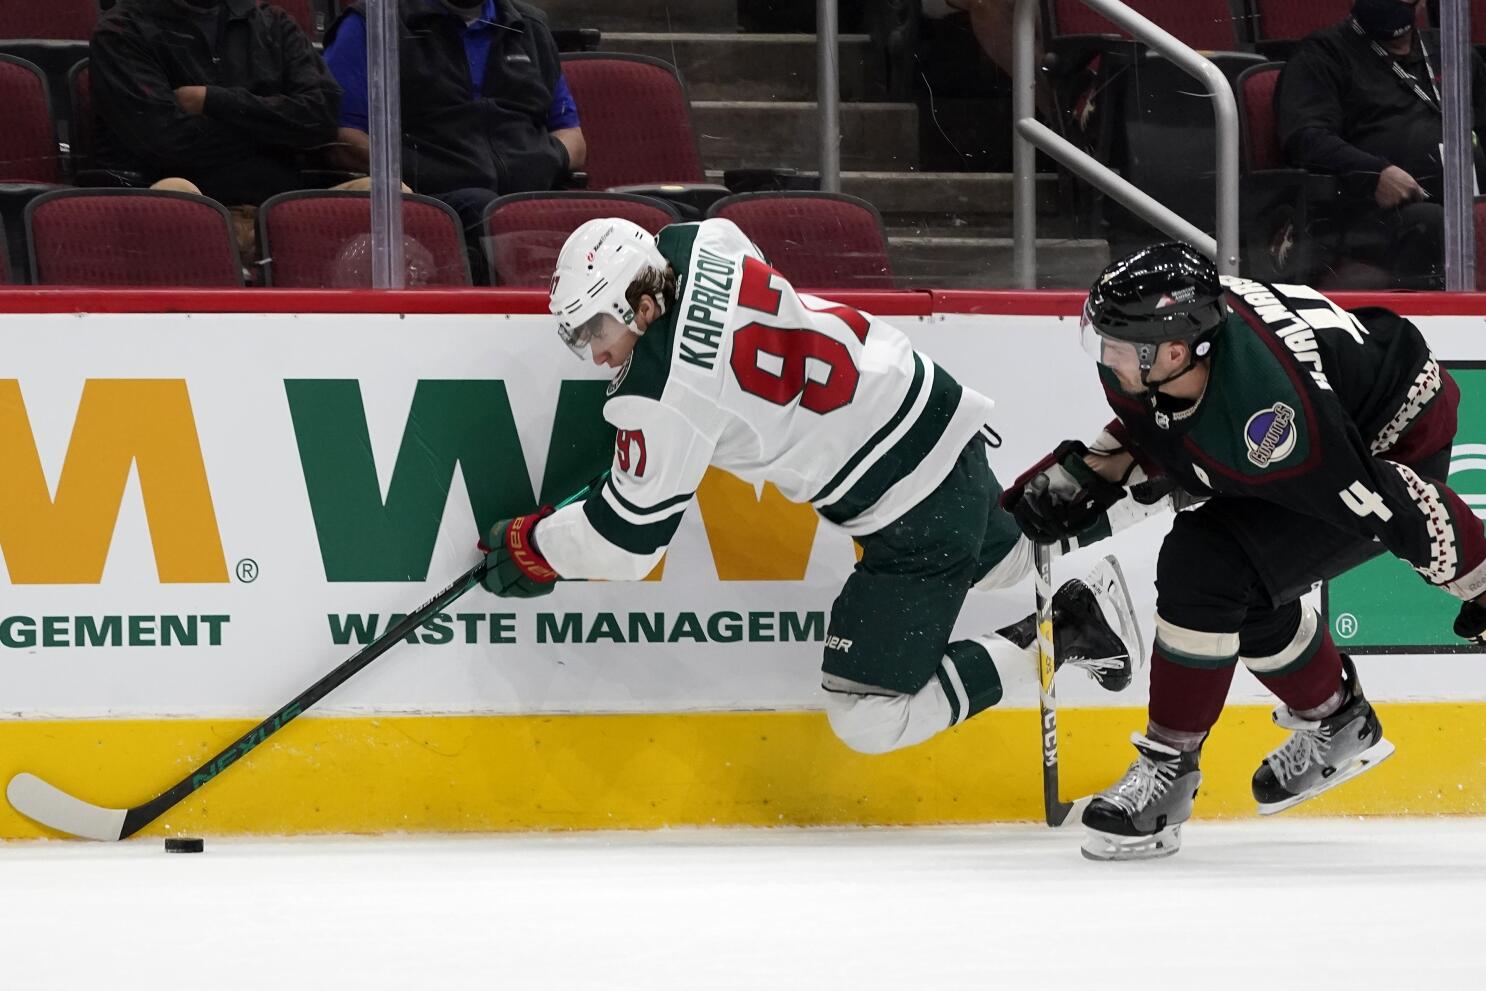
477 506 559 597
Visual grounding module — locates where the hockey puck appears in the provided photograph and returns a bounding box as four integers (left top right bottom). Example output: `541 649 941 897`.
164 836 204 854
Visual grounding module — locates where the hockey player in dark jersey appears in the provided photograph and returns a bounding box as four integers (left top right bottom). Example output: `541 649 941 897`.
1006 241 1486 861
478 216 1148 757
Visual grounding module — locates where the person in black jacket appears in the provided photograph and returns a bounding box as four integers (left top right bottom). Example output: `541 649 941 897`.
1276 0 1486 288
91 0 342 207
322 0 585 234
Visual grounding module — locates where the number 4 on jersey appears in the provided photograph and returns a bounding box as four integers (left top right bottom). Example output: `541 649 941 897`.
1340 480 1394 522
731 257 869 415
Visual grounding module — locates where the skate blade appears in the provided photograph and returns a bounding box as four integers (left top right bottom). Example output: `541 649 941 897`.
1256 737 1397 816
1080 824 1182 861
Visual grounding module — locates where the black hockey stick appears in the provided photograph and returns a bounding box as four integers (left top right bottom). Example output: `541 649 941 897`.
7 561 490 841
1033 542 1091 828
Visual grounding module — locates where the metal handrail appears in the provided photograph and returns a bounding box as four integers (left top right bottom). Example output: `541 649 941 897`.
818 0 841 192
1012 0 1239 287
1440 0 1475 290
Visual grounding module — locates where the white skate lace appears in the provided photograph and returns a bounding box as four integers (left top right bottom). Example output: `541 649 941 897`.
1267 715 1332 787
1065 654 1125 674
1102 752 1176 816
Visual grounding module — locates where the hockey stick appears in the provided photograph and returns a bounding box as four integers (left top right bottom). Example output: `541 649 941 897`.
1033 541 1091 828
7 561 490 841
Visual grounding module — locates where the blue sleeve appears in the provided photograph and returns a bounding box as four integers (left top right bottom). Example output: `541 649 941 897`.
547 73 580 131
322 12 370 132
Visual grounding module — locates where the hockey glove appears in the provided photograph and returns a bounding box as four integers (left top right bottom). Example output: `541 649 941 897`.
478 507 559 598
1003 440 1127 544
1454 597 1486 645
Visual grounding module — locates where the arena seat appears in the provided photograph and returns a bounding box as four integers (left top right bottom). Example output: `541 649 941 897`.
1047 0 1241 50
0 2 99 41
68 59 92 173
1249 0 1350 59
706 192 895 290
481 192 680 287
1473 197 1486 289
1235 62 1388 288
25 188 245 286
258 189 472 287
0 56 61 184
559 52 731 217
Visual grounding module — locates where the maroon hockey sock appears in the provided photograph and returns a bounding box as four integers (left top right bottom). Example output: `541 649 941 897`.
1148 651 1237 737
1255 631 1344 714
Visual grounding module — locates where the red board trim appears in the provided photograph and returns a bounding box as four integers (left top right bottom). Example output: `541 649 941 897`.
0 288 1483 318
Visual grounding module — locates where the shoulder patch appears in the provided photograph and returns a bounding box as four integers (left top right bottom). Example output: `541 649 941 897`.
1244 402 1298 468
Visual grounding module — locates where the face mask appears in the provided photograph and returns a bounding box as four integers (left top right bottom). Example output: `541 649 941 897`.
1353 0 1419 40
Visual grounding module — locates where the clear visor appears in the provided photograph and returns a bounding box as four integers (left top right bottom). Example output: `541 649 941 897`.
556 312 630 360
1078 311 1143 382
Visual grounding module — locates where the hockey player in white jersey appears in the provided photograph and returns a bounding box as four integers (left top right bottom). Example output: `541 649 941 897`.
479 216 1141 754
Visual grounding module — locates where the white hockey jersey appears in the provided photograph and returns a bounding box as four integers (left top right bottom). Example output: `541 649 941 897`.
534 218 996 580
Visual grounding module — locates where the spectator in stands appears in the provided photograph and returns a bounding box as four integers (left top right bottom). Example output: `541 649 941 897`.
948 0 1055 121
322 0 586 237
91 0 342 207
1277 0 1486 288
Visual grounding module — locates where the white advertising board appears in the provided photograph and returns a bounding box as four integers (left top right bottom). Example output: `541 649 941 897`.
0 305 1482 718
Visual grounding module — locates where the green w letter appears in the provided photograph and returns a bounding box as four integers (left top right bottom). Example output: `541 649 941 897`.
286 380 611 581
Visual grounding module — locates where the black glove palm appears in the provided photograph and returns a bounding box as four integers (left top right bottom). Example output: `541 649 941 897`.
1007 440 1128 545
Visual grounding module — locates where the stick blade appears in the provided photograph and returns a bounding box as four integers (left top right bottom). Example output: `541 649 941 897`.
7 773 128 841
1045 795 1092 830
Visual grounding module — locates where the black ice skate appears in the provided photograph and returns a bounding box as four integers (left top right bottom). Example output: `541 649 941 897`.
1081 733 1201 861
1052 555 1143 692
1252 654 1395 816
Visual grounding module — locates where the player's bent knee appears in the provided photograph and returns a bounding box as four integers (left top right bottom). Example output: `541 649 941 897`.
824 691 916 754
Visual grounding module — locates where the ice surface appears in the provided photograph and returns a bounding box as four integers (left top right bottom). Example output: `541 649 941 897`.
3 818 1482 989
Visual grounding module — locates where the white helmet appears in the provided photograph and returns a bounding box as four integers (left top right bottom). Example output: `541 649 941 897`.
549 217 668 358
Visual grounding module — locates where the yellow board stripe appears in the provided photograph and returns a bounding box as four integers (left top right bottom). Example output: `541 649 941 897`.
0 701 1480 840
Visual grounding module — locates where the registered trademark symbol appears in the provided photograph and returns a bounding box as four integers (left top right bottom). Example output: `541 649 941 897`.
236 558 259 583
1335 613 1358 639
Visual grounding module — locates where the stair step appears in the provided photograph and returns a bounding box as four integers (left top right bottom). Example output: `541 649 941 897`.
703 170 1064 219
694 101 918 172
541 0 738 32
887 236 1109 289
599 32 874 101
842 170 1059 217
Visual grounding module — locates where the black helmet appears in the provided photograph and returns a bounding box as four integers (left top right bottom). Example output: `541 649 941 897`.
1084 241 1226 346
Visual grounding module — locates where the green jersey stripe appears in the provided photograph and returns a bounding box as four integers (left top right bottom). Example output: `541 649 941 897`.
810 353 927 506
817 362 965 526
583 491 684 556
604 479 694 522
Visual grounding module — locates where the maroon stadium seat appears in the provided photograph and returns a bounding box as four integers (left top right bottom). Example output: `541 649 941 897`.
68 59 92 171
1235 62 1388 289
0 2 99 41
559 54 706 189
258 190 471 287
707 192 894 290
0 56 60 184
1048 0 1239 50
1249 0 1351 45
1474 198 1486 289
482 192 680 287
25 188 244 286
1250 0 1431 58
1238 62 1282 171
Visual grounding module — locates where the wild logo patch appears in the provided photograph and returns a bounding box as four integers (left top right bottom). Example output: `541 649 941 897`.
1245 402 1297 467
